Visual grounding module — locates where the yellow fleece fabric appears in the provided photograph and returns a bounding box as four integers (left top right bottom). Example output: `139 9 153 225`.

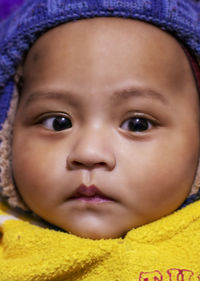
0 200 200 281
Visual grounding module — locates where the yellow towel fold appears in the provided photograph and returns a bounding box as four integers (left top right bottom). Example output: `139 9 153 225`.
0 200 200 281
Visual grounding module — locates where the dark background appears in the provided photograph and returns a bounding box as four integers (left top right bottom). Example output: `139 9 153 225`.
0 0 25 21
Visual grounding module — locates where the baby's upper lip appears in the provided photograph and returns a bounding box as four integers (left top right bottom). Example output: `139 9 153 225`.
70 184 113 200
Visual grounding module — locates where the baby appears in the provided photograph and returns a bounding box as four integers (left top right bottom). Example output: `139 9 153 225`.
0 0 200 280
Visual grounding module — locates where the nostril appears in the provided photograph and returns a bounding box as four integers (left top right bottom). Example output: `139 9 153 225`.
70 160 106 168
67 150 116 170
72 161 83 167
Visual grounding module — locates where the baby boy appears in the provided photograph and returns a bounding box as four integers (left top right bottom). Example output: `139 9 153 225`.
0 0 200 280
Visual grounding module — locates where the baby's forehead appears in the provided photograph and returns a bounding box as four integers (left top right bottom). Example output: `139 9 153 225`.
25 18 190 74
22 18 193 101
29 18 183 53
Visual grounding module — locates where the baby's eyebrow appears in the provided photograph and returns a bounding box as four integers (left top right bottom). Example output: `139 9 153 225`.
111 88 169 105
23 87 168 108
23 90 81 108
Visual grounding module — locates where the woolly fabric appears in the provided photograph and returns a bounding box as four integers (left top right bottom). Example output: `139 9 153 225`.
0 87 27 209
0 199 200 280
0 0 200 209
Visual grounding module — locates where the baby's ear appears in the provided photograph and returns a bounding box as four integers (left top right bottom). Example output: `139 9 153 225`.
14 65 24 95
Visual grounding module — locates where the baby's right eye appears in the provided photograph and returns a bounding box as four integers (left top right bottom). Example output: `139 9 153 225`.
120 117 153 133
42 116 72 131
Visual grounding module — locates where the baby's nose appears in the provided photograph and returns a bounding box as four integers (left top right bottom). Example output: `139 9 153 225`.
66 128 116 170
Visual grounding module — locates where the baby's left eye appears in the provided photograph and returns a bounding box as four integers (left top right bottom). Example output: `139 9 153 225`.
121 117 153 132
42 116 72 131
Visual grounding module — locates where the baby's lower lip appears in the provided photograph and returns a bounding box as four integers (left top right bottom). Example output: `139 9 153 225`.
72 196 112 203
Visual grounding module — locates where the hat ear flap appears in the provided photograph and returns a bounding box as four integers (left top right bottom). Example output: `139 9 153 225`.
0 84 28 210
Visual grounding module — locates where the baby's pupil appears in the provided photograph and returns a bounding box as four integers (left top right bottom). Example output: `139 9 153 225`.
53 117 72 131
128 118 148 132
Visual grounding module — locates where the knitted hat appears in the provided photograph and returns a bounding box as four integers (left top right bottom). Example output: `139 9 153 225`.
0 0 200 210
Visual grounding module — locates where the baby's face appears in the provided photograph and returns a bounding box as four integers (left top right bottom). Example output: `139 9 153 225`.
12 18 200 239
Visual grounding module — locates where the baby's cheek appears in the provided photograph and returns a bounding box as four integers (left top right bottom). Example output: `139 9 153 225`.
12 137 62 204
125 137 197 211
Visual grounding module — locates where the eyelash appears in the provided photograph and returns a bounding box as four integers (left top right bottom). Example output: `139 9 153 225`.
39 114 72 131
37 113 157 133
120 116 157 133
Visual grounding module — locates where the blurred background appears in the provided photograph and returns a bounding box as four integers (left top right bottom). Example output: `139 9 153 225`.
0 0 25 21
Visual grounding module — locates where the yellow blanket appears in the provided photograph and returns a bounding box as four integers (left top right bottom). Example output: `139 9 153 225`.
0 200 200 281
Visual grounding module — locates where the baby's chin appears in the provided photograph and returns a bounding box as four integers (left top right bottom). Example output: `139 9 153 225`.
45 218 130 240
65 227 127 240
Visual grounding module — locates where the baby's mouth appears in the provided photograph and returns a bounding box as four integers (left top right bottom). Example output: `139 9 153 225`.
69 184 113 203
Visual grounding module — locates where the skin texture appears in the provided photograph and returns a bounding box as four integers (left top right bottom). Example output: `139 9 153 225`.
12 18 200 239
